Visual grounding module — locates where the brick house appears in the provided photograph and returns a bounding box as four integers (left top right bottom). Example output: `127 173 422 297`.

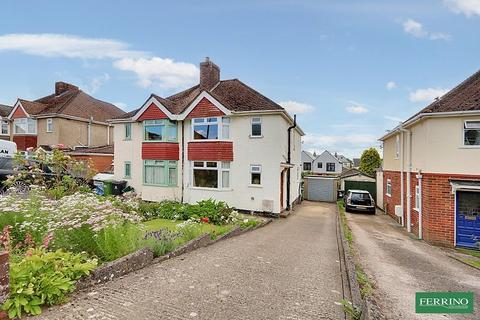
379 70 480 248
110 58 304 215
5 82 125 151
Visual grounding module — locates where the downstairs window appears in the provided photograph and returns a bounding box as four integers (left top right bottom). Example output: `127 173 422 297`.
192 161 230 189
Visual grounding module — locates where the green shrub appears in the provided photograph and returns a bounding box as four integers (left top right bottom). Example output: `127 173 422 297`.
52 224 99 258
0 212 26 246
2 248 97 318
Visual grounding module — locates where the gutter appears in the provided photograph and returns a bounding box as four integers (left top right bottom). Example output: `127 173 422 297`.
286 114 297 211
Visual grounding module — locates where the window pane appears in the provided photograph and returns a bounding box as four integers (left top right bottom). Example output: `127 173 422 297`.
125 163 131 177
252 123 261 136
1 121 8 134
206 162 217 168
125 123 131 139
207 117 217 122
251 173 261 185
222 124 229 139
145 163 165 185
222 117 230 124
169 167 177 185
194 169 218 188
194 161 204 167
252 117 261 123
464 129 480 145
221 162 230 169
167 125 177 141
27 119 36 133
145 125 164 140
193 118 204 123
194 124 218 139
222 171 230 188
14 120 26 134
251 165 261 172
465 121 480 129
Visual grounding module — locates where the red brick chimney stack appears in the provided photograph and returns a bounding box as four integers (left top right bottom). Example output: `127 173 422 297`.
199 57 220 91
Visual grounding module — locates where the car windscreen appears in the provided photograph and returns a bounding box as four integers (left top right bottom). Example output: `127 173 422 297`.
351 193 370 201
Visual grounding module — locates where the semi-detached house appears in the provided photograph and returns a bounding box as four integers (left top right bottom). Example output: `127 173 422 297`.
379 69 480 248
110 58 304 215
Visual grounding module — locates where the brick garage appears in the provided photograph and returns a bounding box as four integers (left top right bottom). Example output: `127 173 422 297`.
383 170 480 247
68 145 114 173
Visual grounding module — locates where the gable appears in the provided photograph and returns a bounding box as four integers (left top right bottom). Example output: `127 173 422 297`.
11 104 28 119
185 97 225 119
138 103 168 121
314 151 340 164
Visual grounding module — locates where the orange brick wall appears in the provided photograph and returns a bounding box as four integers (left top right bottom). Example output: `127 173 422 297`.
71 155 113 173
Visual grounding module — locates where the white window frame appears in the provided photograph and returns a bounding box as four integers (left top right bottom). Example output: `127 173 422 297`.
326 162 335 172
125 123 132 140
13 118 37 135
250 117 262 138
386 179 392 197
46 118 53 133
0 119 8 135
143 160 177 186
124 161 132 179
191 161 231 189
414 184 420 211
144 119 177 142
191 117 230 141
463 120 480 147
395 135 400 159
250 164 262 186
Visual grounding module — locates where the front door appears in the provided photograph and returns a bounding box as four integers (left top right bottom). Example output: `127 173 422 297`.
456 191 480 248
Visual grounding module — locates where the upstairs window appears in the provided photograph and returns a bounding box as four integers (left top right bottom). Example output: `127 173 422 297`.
303 162 311 171
317 162 322 169
192 117 230 140
125 123 132 140
192 161 230 189
14 118 37 134
250 165 262 185
326 162 335 172
46 118 53 133
144 120 177 142
1 120 8 135
464 120 480 146
251 117 262 137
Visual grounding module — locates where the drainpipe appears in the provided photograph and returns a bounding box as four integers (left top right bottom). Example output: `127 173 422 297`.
286 115 297 211
400 126 412 233
417 170 423 239
87 116 93 147
107 124 111 146
181 121 185 203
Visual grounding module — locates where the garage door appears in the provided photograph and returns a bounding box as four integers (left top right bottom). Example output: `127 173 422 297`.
305 177 336 202
456 191 480 248
345 181 377 202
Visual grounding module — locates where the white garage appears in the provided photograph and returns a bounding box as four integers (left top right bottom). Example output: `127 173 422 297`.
303 176 338 202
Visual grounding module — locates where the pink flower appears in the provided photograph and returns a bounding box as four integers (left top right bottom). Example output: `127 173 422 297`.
26 147 34 152
200 217 210 223
42 232 54 248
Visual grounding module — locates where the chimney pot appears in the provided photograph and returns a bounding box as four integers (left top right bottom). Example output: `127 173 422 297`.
199 58 220 91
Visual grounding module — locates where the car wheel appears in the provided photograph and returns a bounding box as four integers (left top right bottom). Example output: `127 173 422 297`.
9 181 30 195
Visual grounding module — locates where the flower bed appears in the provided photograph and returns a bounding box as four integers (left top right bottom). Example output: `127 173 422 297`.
0 188 259 318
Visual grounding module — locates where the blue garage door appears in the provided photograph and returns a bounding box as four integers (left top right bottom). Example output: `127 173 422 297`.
456 191 480 248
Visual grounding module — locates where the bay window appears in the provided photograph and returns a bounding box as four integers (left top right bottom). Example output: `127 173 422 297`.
14 118 37 134
1 120 8 135
144 160 177 186
192 117 230 140
192 161 230 189
144 120 177 142
464 120 480 146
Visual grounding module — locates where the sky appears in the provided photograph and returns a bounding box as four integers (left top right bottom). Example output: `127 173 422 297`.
0 0 479 158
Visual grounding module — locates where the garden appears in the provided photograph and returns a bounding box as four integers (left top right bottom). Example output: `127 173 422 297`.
0 149 259 318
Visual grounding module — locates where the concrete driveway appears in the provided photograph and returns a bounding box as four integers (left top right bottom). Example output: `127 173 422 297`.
37 201 345 320
346 210 480 320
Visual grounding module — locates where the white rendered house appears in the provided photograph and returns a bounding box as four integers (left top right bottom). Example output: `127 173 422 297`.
110 58 304 215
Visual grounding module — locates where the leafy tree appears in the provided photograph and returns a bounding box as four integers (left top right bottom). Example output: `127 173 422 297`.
359 148 381 176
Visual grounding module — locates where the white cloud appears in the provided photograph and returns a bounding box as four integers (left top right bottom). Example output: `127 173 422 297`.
278 101 314 114
113 102 128 110
83 73 110 94
409 87 450 102
444 0 480 16
302 133 378 158
0 33 200 91
402 19 451 41
345 101 369 114
113 57 199 90
0 33 144 59
386 81 397 90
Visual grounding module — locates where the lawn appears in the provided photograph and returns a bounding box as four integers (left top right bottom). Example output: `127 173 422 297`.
456 248 480 269
143 218 233 240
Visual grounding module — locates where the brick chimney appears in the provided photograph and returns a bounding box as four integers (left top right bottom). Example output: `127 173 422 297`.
199 57 220 91
55 82 79 95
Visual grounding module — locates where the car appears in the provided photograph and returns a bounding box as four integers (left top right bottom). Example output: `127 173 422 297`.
344 189 376 214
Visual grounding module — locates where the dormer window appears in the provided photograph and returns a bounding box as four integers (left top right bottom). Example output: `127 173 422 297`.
464 120 480 146
13 118 37 134
192 117 230 140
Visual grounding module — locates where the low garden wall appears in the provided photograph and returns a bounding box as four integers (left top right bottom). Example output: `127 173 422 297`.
0 251 8 304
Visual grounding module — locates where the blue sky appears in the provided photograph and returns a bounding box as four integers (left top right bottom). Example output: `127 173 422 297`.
1 0 479 158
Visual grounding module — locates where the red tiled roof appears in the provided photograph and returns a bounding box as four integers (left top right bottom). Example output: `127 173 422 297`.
114 79 284 120
70 145 114 155
17 83 125 122
0 104 12 117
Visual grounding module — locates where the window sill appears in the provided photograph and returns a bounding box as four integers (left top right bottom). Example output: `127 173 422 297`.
143 140 178 143
248 184 263 188
413 208 420 212
189 139 233 143
458 145 480 149
124 177 131 180
189 187 233 192
249 135 263 139
386 194 392 197
143 184 178 188
123 139 132 141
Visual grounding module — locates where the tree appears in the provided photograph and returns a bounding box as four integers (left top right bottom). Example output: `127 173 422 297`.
359 147 381 176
